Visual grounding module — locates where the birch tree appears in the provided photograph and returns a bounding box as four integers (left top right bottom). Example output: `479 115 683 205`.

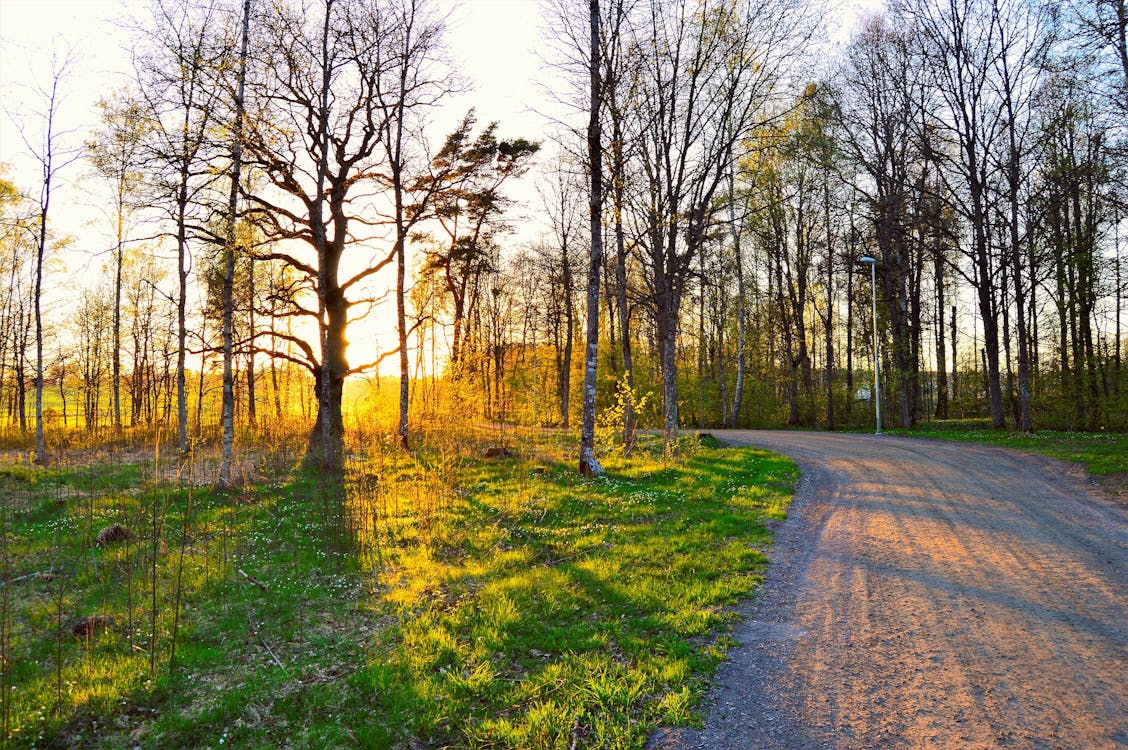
12 48 81 463
218 0 252 488
87 91 148 433
579 0 604 476
630 0 814 451
135 0 226 455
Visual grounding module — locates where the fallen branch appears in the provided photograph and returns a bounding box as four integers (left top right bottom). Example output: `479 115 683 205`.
249 620 289 676
237 568 268 591
3 570 54 585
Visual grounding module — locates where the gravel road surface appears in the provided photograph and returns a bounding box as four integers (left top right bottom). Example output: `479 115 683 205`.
650 431 1128 750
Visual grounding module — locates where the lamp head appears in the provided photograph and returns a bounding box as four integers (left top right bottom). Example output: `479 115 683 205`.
859 256 876 264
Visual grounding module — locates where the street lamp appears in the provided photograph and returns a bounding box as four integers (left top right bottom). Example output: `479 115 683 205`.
860 256 882 435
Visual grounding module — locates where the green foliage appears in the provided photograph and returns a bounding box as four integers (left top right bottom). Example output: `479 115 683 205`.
594 373 653 453
0 429 796 748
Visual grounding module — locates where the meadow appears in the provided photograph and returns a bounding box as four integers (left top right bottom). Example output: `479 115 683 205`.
0 413 796 749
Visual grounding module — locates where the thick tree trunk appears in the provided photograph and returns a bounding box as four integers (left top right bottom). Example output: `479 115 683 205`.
307 0 341 470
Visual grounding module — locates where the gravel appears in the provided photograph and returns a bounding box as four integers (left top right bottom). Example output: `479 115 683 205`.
648 431 1128 750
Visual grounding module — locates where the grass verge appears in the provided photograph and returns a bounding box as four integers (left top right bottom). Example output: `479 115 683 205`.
1 430 795 748
888 420 1128 476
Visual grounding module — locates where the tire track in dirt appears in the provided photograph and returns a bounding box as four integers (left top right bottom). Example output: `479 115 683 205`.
649 431 1128 750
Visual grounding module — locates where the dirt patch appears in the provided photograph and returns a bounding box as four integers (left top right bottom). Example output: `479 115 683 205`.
1091 471 1128 502
651 431 1128 750
96 523 135 546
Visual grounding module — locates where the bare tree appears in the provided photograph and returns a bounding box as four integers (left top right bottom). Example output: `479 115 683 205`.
10 48 82 462
833 16 927 428
628 0 814 451
134 0 227 455
538 162 582 428
991 0 1054 432
372 0 458 451
1067 0 1128 95
243 0 450 466
87 91 148 434
899 0 1011 428
219 0 252 488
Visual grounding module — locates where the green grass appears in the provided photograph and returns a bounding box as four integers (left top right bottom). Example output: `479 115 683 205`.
1 429 796 748
888 420 1128 475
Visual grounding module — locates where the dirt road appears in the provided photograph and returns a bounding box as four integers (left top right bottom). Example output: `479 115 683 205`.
651 431 1128 750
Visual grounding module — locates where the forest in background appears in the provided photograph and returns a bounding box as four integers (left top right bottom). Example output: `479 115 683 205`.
1 0 1126 475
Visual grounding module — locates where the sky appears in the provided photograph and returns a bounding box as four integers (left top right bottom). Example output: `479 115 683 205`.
0 0 551 255
0 0 555 370
0 0 883 373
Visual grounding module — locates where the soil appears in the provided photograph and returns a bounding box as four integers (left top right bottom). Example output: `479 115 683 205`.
649 431 1128 750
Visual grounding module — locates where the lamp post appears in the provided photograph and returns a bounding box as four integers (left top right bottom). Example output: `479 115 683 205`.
860 256 882 435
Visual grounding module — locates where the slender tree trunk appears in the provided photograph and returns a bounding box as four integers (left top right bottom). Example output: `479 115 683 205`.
34 211 46 464
176 175 190 455
950 304 959 409
246 251 256 426
972 195 1005 428
31 71 69 464
657 302 680 448
612 123 635 448
579 0 603 476
33 174 51 463
1001 258 1019 425
934 240 949 419
727 151 746 428
113 198 123 433
219 0 251 487
395 175 410 451
1115 205 1122 393
560 244 574 428
697 246 707 429
845 223 855 418
1004 132 1033 431
823 178 834 430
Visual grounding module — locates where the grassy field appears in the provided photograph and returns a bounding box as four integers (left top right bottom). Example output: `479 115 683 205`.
888 420 1128 476
0 426 796 749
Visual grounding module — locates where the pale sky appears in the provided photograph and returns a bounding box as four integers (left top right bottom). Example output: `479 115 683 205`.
0 0 882 373
0 0 555 370
0 0 551 252
0 0 885 239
